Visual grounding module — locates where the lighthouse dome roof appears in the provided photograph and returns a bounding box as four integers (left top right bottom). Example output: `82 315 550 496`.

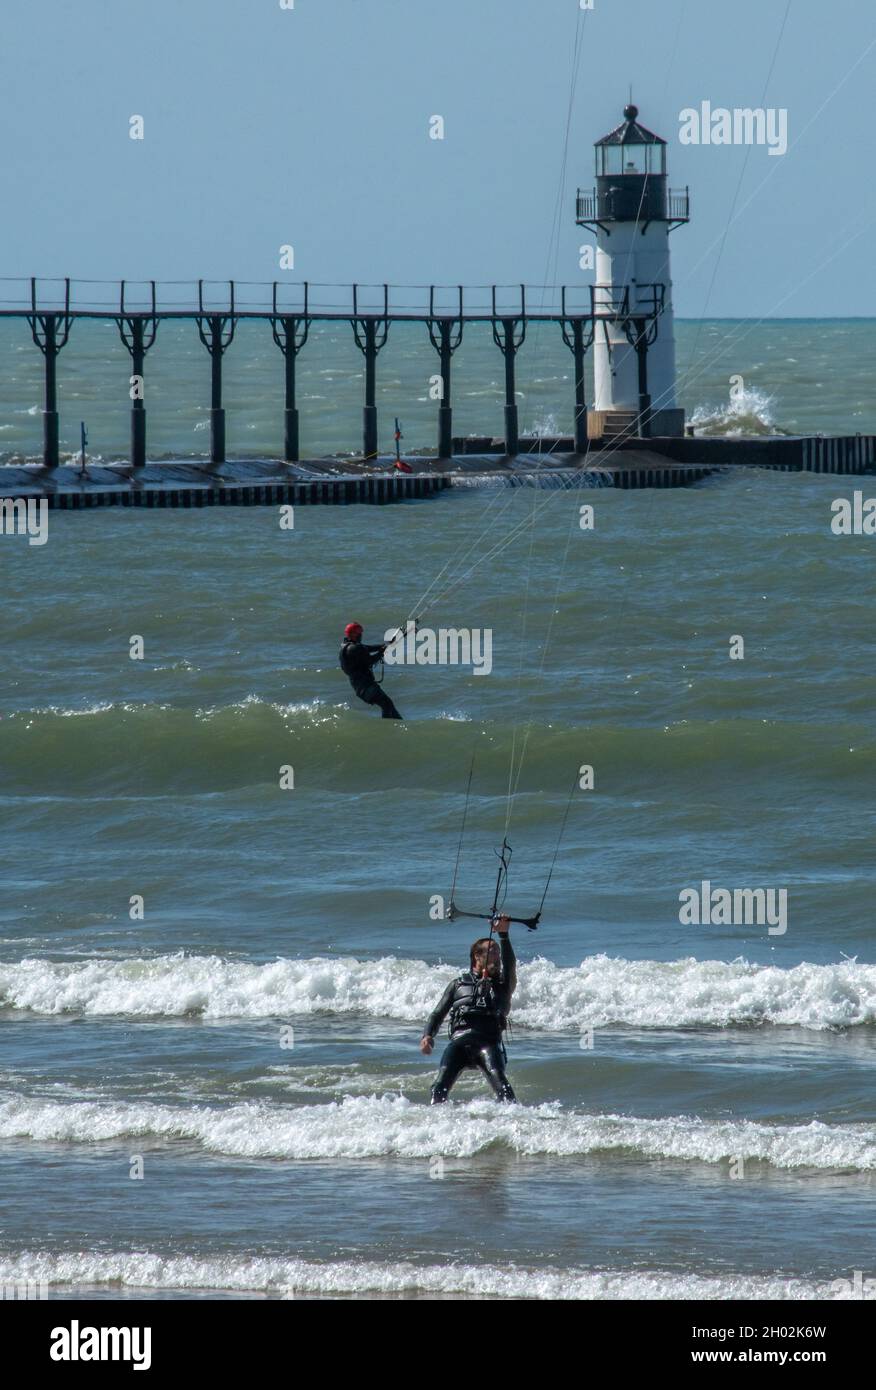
596 103 666 146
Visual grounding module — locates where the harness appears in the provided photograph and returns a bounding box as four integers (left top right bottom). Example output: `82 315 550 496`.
449 971 506 1037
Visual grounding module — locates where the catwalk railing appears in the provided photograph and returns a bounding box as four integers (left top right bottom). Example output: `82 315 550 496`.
1 278 668 465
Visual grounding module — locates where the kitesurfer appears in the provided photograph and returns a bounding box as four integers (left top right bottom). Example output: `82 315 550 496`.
339 621 402 719
420 914 517 1102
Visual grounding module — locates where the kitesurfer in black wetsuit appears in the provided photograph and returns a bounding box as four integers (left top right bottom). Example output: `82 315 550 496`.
420 915 517 1103
339 621 402 719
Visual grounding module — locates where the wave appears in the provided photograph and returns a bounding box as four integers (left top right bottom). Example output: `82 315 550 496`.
2 1093 873 1170
1 700 873 795
689 386 786 438
1 952 874 1030
0 1250 846 1300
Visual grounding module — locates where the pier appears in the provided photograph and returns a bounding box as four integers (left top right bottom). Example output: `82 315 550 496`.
0 451 786 509
4 277 668 469
2 277 874 506
452 432 876 473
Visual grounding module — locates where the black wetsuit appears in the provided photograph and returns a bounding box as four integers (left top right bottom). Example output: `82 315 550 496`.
423 935 517 1103
339 638 402 719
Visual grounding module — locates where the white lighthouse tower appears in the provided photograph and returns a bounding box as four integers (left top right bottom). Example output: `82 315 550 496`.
577 104 689 438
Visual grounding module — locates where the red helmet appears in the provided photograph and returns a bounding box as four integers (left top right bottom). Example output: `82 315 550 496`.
344 622 363 640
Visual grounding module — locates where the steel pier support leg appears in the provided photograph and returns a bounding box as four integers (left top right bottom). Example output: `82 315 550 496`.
130 322 146 468
438 329 453 459
363 321 378 459
635 323 651 439
284 340 299 462
503 320 519 457
438 407 453 460
43 317 59 469
573 320 588 453
210 320 225 465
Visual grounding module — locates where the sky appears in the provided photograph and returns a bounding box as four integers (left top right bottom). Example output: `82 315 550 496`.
1 0 874 317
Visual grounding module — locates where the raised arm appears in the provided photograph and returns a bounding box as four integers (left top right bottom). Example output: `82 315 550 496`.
499 933 517 994
491 921 517 1015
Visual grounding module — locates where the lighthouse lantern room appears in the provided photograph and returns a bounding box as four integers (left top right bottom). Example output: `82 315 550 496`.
577 104 689 439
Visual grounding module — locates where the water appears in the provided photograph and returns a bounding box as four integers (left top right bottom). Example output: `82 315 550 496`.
2 322 876 1299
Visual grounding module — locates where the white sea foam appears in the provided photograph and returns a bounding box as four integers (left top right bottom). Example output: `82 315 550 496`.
1 952 874 1030
0 1250 846 1300
690 385 778 437
1 1094 873 1170
263 1065 421 1096
21 700 119 717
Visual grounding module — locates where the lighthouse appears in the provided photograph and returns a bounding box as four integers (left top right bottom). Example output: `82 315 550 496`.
576 104 689 439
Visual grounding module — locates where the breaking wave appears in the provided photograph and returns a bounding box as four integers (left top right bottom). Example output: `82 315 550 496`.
690 386 784 438
1 1092 873 1170
1 952 875 1030
0 1249 847 1300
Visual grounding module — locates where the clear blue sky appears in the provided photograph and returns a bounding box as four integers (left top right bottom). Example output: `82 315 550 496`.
1 0 873 315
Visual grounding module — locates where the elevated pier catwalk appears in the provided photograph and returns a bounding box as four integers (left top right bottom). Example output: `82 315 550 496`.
2 277 670 469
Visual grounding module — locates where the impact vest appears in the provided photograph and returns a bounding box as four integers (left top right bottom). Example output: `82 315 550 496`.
448 972 507 1036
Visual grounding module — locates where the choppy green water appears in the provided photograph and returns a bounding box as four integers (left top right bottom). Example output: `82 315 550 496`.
1 330 876 1300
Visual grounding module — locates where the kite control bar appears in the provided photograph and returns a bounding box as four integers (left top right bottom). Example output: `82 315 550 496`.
385 617 420 647
446 902 541 931
444 900 542 934
373 618 419 685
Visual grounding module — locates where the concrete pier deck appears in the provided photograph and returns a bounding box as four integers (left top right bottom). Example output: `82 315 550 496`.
455 433 876 474
0 452 713 507
0 433 872 509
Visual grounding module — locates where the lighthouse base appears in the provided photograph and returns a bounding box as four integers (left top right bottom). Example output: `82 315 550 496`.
588 408 686 441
